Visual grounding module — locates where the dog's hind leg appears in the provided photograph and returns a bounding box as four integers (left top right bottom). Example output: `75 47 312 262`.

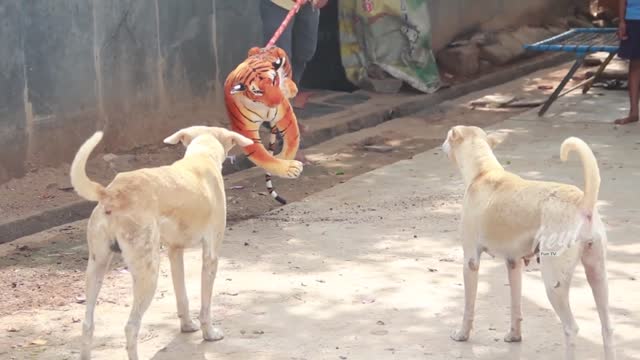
200 229 224 342
168 247 199 333
504 258 523 342
582 224 615 360
540 249 581 360
81 219 114 360
119 225 160 360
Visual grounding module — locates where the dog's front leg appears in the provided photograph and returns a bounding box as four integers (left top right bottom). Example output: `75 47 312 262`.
504 259 523 342
200 232 224 341
451 244 482 342
168 247 199 333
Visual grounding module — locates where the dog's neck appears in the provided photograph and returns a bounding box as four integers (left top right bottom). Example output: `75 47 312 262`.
457 141 503 186
184 136 226 170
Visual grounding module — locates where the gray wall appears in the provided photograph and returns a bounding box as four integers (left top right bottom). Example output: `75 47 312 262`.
0 0 570 183
0 0 262 182
429 0 574 51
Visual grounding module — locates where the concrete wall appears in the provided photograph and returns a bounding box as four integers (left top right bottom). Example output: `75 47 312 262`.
429 0 574 51
0 0 262 183
0 0 571 183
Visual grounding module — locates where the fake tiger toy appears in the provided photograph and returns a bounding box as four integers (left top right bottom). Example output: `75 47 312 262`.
224 46 302 204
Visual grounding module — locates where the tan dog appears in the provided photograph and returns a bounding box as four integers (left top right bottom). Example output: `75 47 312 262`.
442 126 614 360
70 126 252 360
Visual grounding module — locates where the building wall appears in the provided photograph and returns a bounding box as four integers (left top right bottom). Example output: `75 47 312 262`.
0 0 570 183
429 0 574 51
0 0 262 183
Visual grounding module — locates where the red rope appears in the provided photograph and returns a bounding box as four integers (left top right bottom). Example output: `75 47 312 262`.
266 0 308 47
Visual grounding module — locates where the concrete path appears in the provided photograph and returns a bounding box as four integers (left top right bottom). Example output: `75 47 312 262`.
3 89 639 360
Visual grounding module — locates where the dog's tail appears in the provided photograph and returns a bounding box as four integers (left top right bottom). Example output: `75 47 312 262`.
560 137 601 211
70 132 107 202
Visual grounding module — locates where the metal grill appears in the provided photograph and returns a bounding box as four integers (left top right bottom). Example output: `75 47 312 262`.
523 28 620 116
525 28 619 54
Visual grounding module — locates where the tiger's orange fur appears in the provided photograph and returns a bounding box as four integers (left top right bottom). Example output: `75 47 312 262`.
224 46 303 202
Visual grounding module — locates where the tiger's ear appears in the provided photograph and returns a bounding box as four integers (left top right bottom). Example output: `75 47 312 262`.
229 83 246 95
272 46 288 58
248 47 262 57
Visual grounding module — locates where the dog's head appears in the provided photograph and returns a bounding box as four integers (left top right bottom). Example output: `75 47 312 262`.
442 125 505 165
163 126 253 155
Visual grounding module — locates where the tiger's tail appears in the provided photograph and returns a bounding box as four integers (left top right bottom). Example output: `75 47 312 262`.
266 126 287 205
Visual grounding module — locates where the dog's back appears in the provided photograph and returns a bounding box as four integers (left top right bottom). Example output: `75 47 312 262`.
468 170 585 256
108 162 222 224
71 131 226 246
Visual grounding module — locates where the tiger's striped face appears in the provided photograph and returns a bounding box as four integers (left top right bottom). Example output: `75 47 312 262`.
226 46 292 108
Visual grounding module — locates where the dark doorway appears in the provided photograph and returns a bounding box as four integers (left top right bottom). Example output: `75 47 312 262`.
300 1 358 92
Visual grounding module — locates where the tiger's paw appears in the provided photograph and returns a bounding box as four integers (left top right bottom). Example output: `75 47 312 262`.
282 160 303 179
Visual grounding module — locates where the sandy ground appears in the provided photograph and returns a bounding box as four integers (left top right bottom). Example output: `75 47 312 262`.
3 64 639 359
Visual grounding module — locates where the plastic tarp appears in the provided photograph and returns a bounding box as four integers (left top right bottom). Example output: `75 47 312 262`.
338 0 441 93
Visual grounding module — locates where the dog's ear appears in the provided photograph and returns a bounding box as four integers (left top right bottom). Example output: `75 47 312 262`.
164 129 192 147
449 127 463 143
207 128 253 150
228 131 253 148
165 126 214 147
487 132 506 149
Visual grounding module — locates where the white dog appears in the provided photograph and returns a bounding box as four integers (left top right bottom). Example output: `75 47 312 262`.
443 126 614 360
70 126 252 360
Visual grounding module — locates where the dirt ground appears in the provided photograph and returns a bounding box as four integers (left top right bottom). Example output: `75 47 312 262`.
3 61 628 359
2 84 639 360
0 57 582 223
0 52 625 225
0 63 578 316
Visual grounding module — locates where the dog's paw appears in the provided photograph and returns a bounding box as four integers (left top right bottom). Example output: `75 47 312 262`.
503 331 522 343
450 329 470 342
202 326 224 342
180 319 199 333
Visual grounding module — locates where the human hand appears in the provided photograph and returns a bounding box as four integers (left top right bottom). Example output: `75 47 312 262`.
618 20 628 40
312 0 329 9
